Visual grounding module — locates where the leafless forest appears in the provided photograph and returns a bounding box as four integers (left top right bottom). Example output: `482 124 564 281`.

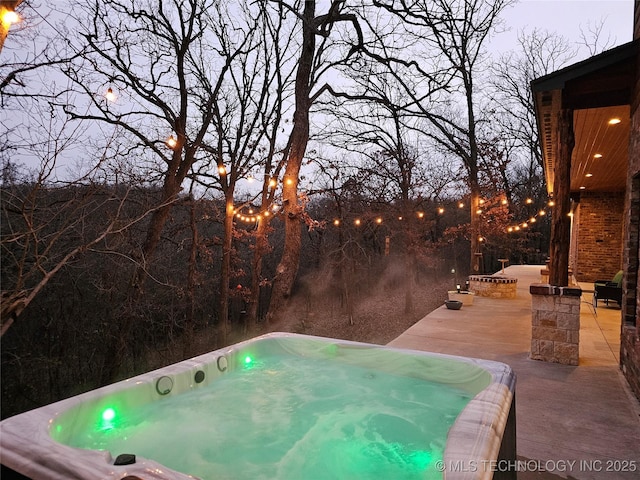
2 0 612 417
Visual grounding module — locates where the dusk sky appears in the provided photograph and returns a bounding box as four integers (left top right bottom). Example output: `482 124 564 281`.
496 0 634 57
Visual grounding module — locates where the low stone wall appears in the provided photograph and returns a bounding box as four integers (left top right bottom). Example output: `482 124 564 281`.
469 275 517 299
447 291 475 305
530 284 582 366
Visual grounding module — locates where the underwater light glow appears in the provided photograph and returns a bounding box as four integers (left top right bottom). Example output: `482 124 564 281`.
244 355 253 365
101 408 116 422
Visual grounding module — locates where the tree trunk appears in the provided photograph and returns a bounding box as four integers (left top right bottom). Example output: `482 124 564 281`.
184 198 198 357
219 198 235 343
268 0 315 318
248 218 269 323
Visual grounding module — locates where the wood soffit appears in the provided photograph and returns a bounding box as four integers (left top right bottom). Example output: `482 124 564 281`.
532 40 638 195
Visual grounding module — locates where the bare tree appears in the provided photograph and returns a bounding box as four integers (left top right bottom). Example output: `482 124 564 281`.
266 0 362 318
0 153 175 336
372 0 515 272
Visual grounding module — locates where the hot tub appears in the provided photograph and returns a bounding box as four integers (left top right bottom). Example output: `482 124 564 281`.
0 333 515 480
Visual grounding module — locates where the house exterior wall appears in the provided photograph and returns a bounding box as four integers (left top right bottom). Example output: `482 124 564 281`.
620 11 640 402
573 192 625 283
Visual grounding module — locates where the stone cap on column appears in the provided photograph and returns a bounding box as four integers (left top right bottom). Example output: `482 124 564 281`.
529 283 582 297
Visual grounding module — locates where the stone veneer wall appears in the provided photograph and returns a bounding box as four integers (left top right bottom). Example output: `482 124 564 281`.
469 275 517 299
530 284 582 366
573 191 625 283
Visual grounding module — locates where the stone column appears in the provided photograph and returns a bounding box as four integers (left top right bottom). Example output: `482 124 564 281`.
530 284 582 366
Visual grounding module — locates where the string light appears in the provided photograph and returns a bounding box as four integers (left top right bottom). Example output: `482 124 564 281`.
166 135 177 149
105 87 116 102
2 9 20 26
228 193 554 235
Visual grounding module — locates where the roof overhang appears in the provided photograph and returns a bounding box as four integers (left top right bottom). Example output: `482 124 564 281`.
531 40 638 196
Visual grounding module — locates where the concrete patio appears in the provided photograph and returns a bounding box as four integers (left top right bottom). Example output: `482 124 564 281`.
389 265 640 480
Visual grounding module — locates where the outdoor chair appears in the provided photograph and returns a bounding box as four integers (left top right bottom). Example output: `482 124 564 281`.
593 270 623 308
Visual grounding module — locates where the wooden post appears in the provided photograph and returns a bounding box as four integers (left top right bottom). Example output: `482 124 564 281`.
549 108 574 286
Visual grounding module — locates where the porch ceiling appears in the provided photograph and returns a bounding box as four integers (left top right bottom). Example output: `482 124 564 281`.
571 105 629 193
532 41 638 196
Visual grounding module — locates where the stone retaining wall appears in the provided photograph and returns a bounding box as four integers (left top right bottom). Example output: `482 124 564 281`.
530 284 582 366
469 275 518 299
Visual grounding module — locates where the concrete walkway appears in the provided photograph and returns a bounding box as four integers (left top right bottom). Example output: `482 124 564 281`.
389 265 640 480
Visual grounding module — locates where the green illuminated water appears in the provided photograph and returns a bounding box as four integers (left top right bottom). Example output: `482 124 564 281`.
62 354 473 479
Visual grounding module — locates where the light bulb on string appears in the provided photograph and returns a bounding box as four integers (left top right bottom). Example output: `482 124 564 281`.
2 10 20 26
166 135 177 149
105 87 116 102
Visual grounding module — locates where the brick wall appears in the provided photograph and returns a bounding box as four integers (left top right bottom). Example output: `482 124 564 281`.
621 55 640 401
621 326 640 400
574 191 625 282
